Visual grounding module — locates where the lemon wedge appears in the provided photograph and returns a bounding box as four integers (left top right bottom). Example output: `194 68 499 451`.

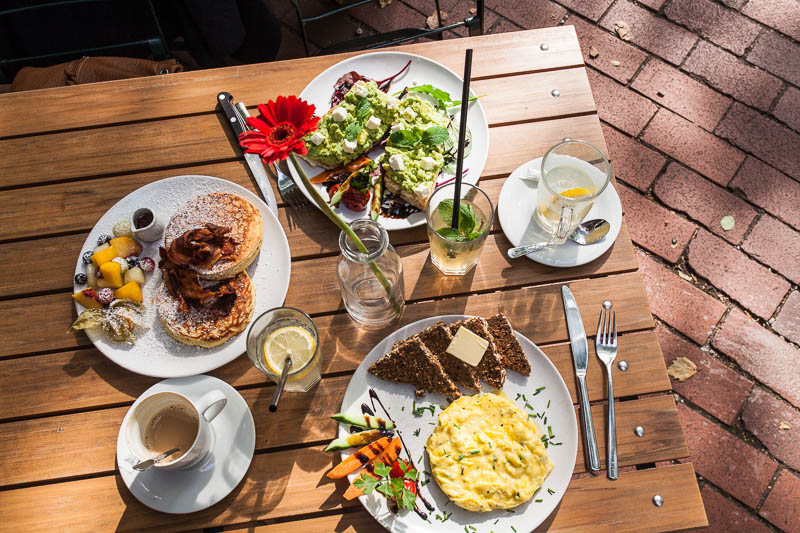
263 326 316 374
560 187 594 198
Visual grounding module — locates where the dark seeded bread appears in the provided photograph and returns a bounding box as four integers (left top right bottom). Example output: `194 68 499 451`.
448 317 506 390
368 336 461 398
487 313 531 376
417 321 482 393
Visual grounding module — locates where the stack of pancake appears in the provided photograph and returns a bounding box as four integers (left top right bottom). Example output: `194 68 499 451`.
157 193 262 348
368 314 531 398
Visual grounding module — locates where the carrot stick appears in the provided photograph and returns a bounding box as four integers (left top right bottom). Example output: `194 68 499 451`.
310 156 371 183
343 437 402 500
327 436 392 479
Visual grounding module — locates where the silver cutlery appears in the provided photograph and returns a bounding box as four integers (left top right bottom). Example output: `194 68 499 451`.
132 448 180 471
216 92 280 215
596 300 618 480
507 219 610 259
561 285 601 472
234 102 308 208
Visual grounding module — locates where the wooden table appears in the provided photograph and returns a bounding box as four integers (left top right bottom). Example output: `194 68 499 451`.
0 27 708 532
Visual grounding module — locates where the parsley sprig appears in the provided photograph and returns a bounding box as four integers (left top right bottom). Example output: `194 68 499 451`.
353 461 419 511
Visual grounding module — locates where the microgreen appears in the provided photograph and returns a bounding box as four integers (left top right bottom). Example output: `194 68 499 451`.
344 121 362 141
356 98 371 120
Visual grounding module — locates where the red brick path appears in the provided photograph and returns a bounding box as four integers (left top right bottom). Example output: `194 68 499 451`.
266 1 800 529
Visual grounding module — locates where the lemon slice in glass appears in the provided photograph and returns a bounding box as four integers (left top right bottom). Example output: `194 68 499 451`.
560 187 594 198
263 326 316 374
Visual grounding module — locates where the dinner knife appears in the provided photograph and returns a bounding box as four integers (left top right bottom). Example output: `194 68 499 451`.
562 285 601 472
216 92 279 217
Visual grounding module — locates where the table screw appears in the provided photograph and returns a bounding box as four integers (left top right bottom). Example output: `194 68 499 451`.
229 117 236 123
551 89 560 97
634 426 645 437
602 300 612 309
618 360 628 371
653 495 664 507
540 43 550 51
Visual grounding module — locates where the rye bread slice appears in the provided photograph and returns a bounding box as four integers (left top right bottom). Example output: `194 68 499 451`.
487 313 531 376
417 321 481 393
448 317 506 390
368 336 461 398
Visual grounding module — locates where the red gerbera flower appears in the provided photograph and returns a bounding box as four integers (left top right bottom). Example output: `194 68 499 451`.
238 95 319 164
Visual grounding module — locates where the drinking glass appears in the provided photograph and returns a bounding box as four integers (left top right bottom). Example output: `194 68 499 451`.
425 182 495 276
246 307 321 392
535 140 611 244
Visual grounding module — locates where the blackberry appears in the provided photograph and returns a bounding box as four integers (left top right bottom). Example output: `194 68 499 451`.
82 251 93 264
96 234 112 246
74 273 87 285
127 257 140 268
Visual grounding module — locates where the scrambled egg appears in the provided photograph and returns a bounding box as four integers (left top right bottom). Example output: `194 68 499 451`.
425 392 553 512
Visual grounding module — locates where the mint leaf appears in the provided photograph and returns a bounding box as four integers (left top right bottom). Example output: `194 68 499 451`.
437 199 454 226
422 126 450 146
458 202 476 235
353 473 380 494
356 98 371 120
406 84 452 106
373 462 391 477
467 230 483 240
399 487 417 511
389 129 420 148
344 122 362 141
436 228 467 242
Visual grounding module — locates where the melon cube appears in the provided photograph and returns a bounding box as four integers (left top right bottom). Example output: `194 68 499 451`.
124 266 146 286
91 246 118 268
114 281 142 302
99 261 123 288
109 237 142 258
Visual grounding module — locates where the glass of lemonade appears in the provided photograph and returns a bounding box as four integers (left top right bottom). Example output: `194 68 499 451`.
246 307 320 392
535 139 611 244
425 182 495 276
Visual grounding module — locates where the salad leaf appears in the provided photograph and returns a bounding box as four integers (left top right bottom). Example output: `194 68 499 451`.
422 125 450 146
389 129 421 148
345 122 363 141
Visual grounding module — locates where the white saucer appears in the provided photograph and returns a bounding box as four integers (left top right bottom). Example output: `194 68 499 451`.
497 157 622 267
116 375 255 514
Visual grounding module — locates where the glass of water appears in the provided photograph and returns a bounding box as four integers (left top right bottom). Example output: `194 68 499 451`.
535 139 611 244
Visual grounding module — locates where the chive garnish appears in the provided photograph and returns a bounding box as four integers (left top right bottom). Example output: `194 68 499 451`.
534 386 546 395
535 498 543 502
547 399 551 408
548 425 554 438
470 450 480 455
548 488 555 495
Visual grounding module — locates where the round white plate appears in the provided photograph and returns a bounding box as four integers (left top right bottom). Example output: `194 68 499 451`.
116 375 255 514
289 51 490 230
339 315 578 533
498 157 622 267
72 175 291 378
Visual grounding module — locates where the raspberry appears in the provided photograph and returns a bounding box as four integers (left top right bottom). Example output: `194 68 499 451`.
74 273 87 285
82 251 93 264
126 257 140 268
139 257 155 272
97 234 112 246
97 288 114 305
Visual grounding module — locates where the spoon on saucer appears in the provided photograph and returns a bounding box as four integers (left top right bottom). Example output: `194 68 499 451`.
507 219 610 259
133 448 180 471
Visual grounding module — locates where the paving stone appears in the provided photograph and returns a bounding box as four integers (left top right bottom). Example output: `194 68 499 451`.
571 16 647 83
642 109 745 187
485 0 565 30
637 251 727 344
719 0 746 8
653 163 755 244
599 0 698 65
742 215 800 285
349 0 426 34
618 183 695 262
773 85 800 133
688 230 790 319
741 387 800 472
729 157 800 231
743 0 800 42
664 0 760 56
637 0 666 9
587 68 658 136
631 58 732 131
556 0 614 21
601 123 666 191
656 326 752 425
699 484 773 533
486 13 523 35
759 469 800 533
774 290 800 345
683 40 783 111
747 31 800 87
713 309 800 409
716 103 800 182
677 403 779 509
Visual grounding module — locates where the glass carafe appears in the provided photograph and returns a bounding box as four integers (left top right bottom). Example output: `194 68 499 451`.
337 220 404 328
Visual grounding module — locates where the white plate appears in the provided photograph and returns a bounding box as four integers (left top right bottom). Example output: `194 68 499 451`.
498 157 622 267
289 51 490 231
72 175 291 378
339 315 578 533
116 375 255 514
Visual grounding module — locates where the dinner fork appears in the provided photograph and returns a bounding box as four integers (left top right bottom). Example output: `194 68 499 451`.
596 301 618 480
235 102 307 208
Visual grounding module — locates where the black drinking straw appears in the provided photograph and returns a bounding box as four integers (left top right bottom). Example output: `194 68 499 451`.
451 48 473 230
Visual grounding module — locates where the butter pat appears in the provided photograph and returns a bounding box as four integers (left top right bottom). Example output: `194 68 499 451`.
446 326 489 367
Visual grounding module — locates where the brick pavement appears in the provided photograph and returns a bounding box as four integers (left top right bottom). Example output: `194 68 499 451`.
266 1 799 529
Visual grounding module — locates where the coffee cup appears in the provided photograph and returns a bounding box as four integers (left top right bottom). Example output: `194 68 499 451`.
126 389 227 471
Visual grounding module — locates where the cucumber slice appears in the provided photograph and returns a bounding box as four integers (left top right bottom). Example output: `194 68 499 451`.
324 429 390 452
330 413 395 431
